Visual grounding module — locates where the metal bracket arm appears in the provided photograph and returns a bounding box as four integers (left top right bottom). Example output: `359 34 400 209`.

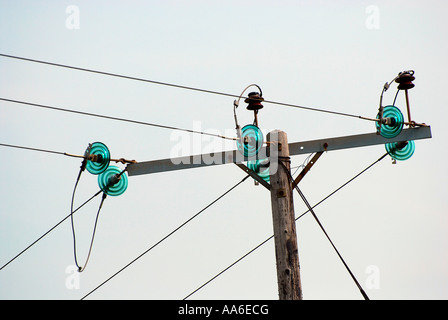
234 163 271 190
292 151 323 188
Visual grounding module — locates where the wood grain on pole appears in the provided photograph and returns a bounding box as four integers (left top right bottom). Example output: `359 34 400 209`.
268 130 302 300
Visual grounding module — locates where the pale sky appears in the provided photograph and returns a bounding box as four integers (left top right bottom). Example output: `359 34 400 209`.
0 0 447 300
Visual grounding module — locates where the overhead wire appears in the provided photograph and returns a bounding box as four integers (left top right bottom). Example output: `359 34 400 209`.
0 53 380 122
183 153 388 299
81 174 251 300
0 53 240 99
0 141 137 165
0 98 237 141
0 142 68 157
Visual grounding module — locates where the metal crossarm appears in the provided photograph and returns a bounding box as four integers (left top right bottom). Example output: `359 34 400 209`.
126 126 431 176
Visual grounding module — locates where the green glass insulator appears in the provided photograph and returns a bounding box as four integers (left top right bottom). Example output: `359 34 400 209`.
247 159 270 183
98 166 128 196
376 105 404 139
86 142 111 175
236 124 264 158
385 140 415 161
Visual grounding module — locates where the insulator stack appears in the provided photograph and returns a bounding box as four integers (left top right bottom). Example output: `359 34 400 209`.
245 92 264 111
395 71 415 90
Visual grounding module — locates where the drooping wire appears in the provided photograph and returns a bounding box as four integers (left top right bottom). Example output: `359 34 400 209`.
73 192 107 272
279 160 370 300
81 174 251 300
392 89 400 106
70 148 89 271
183 153 387 299
70 155 108 272
291 153 314 176
0 98 237 141
71 153 127 272
233 83 262 133
0 190 103 271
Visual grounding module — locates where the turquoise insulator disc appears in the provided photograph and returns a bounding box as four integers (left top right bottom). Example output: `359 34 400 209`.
98 166 128 196
236 124 264 158
385 140 415 161
86 142 111 175
376 105 404 139
247 159 270 183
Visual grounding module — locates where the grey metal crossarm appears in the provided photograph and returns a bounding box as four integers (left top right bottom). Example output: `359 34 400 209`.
126 126 432 177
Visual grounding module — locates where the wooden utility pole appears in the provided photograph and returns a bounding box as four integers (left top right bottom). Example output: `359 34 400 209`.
268 130 302 300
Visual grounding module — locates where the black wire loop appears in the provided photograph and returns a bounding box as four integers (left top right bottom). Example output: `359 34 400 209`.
70 163 109 272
